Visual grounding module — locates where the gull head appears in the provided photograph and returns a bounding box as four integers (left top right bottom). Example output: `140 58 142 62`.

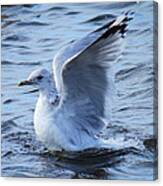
18 68 53 90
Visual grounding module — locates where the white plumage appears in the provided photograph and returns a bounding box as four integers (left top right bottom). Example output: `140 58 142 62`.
18 12 133 151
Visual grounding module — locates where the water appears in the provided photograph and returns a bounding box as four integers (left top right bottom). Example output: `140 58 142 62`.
1 1 157 180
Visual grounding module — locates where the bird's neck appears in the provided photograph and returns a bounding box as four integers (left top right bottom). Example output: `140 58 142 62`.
39 82 59 105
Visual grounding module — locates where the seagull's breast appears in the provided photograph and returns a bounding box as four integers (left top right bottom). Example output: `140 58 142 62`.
34 96 62 150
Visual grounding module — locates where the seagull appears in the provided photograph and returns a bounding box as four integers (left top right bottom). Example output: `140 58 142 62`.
18 12 133 152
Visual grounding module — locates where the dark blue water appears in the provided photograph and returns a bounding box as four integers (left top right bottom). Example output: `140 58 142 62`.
1 1 157 180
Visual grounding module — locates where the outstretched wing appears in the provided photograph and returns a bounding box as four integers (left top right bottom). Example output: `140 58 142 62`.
53 12 133 125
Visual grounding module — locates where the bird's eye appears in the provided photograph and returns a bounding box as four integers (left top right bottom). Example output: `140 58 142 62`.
37 75 43 80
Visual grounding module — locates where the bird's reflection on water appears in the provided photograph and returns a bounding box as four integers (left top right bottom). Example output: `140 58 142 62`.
41 147 141 179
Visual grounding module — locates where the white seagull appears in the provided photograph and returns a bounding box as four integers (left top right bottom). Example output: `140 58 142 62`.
18 12 133 152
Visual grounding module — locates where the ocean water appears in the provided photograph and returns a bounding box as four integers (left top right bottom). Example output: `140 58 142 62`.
1 1 157 180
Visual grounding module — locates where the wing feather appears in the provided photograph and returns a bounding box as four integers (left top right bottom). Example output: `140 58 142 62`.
53 12 133 133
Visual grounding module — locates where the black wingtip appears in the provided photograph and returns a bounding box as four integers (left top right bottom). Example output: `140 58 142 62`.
124 10 135 22
124 10 135 16
94 11 134 40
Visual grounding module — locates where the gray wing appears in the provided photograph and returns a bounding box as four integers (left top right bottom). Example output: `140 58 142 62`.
53 13 133 130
